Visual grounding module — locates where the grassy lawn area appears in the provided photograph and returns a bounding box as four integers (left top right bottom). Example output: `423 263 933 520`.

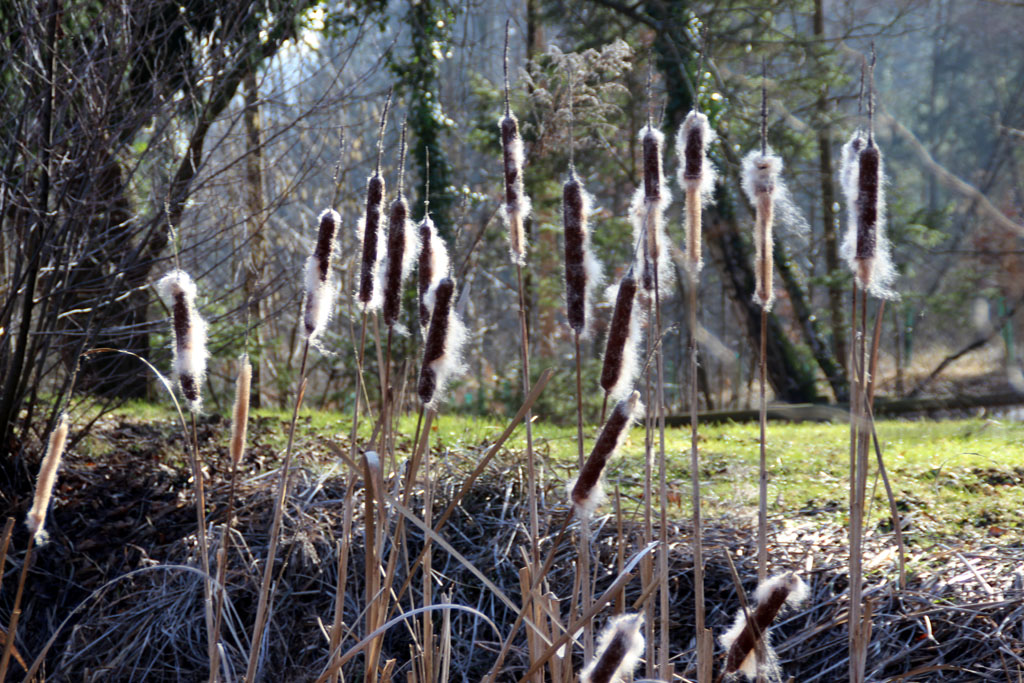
97 401 1024 543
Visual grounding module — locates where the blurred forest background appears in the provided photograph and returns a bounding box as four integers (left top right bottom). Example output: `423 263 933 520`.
2 0 1023 457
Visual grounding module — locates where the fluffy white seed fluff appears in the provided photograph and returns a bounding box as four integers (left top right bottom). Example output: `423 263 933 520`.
157 269 208 411
579 613 645 683
26 413 69 544
630 125 673 297
839 134 897 299
603 279 645 402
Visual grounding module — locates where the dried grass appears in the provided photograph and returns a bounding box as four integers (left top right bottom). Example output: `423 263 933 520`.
10 417 1024 682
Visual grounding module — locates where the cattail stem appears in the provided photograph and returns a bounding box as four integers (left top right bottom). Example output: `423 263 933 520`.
758 309 768 585
653 270 671 681
188 412 216 673
688 278 711 683
0 536 33 681
575 331 594 659
210 357 251 683
516 263 540 568
244 340 310 683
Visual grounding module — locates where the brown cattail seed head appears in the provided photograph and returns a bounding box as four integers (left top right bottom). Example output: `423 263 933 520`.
841 133 895 298
642 128 662 200
304 209 341 340
563 174 602 337
741 150 783 310
230 355 251 467
417 215 450 333
158 270 207 411
677 110 717 278
500 114 531 266
571 391 642 517
564 177 586 332
600 271 642 400
721 572 809 680
579 613 645 683
417 277 467 408
630 126 672 295
357 174 385 310
382 195 420 328
26 413 69 543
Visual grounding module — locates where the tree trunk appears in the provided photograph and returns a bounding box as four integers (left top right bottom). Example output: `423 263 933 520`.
243 67 264 408
815 0 846 376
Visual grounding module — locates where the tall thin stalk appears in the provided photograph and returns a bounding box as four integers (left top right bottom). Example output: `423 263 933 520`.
499 20 540 569
677 97 717 683
244 342 309 683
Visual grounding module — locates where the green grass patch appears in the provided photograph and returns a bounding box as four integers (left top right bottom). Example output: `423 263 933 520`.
94 401 1024 542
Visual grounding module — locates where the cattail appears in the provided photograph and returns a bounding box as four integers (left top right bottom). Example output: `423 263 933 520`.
563 172 604 337
579 613 645 683
417 214 450 332
676 110 717 277
382 127 420 329
230 355 251 467
571 391 642 517
26 414 69 543
629 126 672 295
599 270 644 401
839 133 896 298
720 572 809 680
500 112 531 266
158 270 208 411
303 208 340 341
741 150 781 309
356 173 386 311
417 277 467 409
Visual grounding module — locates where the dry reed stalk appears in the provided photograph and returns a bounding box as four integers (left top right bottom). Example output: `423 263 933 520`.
0 415 68 680
563 138 604 657
244 343 310 683
677 102 718 683
209 356 250 683
499 20 541 572
361 450 384 683
579 614 644 683
719 572 808 681
158 269 215 669
845 49 897 683
742 71 780 589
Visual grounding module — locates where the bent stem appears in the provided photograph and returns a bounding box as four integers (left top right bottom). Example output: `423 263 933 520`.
0 536 34 681
244 341 310 683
